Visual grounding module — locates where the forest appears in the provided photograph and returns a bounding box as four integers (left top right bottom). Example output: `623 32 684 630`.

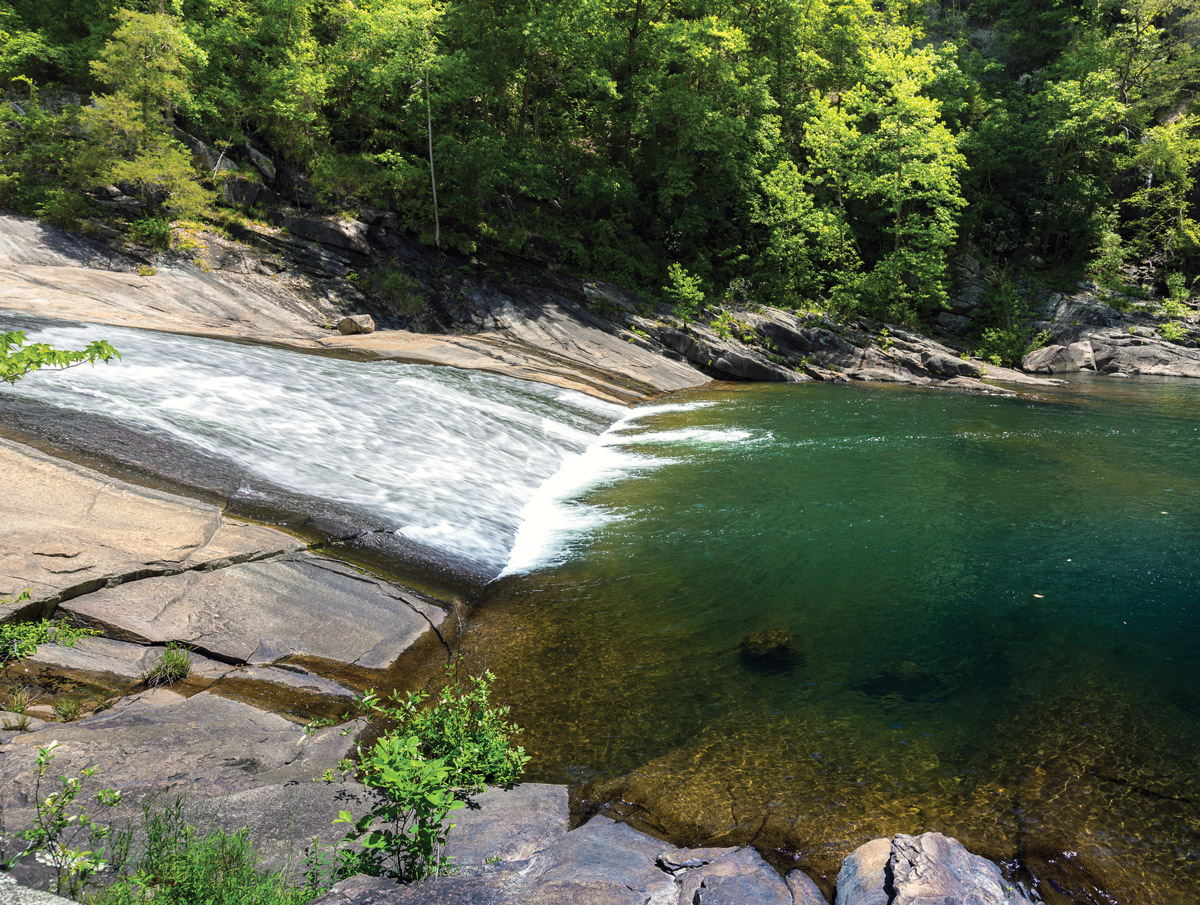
0 0 1197 329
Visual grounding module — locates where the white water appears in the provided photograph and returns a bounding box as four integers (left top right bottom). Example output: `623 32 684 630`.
2 319 627 571
2 318 762 576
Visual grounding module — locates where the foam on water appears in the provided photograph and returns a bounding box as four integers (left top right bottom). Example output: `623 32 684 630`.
500 401 765 576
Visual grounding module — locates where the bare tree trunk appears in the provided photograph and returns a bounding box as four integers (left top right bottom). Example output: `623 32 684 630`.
425 67 441 251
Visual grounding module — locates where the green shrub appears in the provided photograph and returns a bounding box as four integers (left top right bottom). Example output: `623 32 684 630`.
663 263 706 324
1165 271 1189 302
335 669 529 880
1159 321 1187 342
366 267 426 320
0 612 96 668
130 217 173 249
142 643 193 686
973 278 1050 367
372 669 530 790
334 734 464 881
2 742 126 898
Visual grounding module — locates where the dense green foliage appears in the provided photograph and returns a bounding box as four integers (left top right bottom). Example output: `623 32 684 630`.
0 607 97 667
1 0 1197 322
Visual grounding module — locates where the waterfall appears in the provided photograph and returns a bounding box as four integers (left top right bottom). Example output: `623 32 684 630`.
2 317 625 573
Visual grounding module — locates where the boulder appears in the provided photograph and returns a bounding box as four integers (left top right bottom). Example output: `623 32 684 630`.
1068 340 1096 370
1021 344 1079 373
653 324 803 382
678 847 792 905
1087 331 1200 378
61 553 445 669
245 144 277 181
337 314 376 335
519 816 676 905
785 870 830 905
836 833 1034 905
934 311 973 334
445 783 570 867
738 628 804 671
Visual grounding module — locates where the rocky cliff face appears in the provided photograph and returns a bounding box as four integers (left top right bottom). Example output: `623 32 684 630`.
1022 288 1200 378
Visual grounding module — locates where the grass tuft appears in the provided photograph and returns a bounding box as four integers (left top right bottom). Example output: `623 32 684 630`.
142 643 193 687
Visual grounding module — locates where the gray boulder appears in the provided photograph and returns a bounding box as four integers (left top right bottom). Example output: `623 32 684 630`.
1022 344 1079 373
1068 340 1096 370
836 833 1034 905
338 314 376 335
678 847 792 905
1088 331 1200 378
785 870 830 905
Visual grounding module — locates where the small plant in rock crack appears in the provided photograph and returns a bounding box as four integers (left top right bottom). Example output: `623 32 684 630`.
141 643 193 687
52 695 85 722
3 742 129 898
0 610 96 669
6 684 38 715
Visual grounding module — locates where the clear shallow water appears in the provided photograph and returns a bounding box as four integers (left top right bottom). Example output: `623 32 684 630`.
0 318 626 571
459 380 1200 904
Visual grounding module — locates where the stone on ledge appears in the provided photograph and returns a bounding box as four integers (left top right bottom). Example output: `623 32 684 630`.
62 553 444 668
337 314 375 335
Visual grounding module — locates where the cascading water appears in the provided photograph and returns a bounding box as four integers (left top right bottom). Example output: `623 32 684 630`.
1 316 759 576
0 317 636 572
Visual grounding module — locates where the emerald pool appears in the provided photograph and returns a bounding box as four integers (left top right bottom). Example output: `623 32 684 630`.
463 377 1200 904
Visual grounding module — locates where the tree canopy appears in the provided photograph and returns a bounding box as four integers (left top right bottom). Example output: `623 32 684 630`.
1 0 1197 323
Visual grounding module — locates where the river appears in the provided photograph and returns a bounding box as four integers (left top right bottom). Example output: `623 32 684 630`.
4 317 1198 903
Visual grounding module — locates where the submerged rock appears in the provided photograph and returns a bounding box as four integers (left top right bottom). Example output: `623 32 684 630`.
854 661 946 703
738 627 805 671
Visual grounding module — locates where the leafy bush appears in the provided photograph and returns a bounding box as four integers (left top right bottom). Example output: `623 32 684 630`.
2 742 126 898
365 267 426 320
334 734 464 881
1159 321 1187 342
663 263 706 324
368 670 530 790
130 217 173 249
142 643 193 687
335 669 529 881
973 278 1050 367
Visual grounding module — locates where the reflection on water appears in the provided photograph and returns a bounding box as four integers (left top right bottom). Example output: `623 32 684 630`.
461 379 1200 904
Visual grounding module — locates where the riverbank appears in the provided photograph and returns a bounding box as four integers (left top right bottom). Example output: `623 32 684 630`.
0 213 1078 408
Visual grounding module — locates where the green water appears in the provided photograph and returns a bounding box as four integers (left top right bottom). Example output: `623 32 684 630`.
464 377 1200 903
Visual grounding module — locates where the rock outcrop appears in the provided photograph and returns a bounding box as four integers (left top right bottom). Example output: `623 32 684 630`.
1024 288 1200 378
0 439 303 616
